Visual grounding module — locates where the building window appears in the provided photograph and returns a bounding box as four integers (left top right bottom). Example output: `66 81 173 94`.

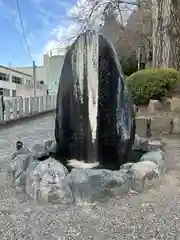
12 90 16 97
0 72 9 81
40 81 44 84
12 76 22 84
0 88 10 96
26 79 32 84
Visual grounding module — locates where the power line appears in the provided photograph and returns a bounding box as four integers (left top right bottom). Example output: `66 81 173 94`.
16 0 33 62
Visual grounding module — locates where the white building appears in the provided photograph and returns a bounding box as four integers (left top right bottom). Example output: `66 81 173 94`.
15 53 65 95
0 65 47 98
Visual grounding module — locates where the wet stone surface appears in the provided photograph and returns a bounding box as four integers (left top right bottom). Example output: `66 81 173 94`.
0 114 180 239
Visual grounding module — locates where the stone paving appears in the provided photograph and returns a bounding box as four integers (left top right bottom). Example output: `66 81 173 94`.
0 113 180 239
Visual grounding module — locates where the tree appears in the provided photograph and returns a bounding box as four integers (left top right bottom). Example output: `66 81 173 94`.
152 0 180 70
69 0 151 72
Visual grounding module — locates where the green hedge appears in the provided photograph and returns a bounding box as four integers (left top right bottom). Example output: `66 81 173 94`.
126 68 180 104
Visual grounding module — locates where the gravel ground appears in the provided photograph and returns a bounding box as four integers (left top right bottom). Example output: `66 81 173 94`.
0 113 180 239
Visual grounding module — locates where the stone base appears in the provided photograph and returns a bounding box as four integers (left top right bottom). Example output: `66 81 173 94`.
7 137 166 204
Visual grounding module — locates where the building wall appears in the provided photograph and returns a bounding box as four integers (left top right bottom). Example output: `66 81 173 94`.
43 54 64 95
14 66 46 84
16 84 47 98
0 65 46 97
14 54 65 95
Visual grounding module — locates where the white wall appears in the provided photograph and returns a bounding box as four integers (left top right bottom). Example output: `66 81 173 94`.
0 66 47 97
14 66 46 84
43 54 64 95
0 65 32 96
16 84 47 97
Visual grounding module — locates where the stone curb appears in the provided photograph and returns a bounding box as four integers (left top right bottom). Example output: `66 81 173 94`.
7 139 166 205
135 115 180 137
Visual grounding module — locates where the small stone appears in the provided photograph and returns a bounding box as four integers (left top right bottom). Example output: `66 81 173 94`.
171 97 180 112
148 100 162 114
135 117 149 137
24 208 33 216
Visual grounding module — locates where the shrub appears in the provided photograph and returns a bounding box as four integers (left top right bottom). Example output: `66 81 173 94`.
126 68 180 104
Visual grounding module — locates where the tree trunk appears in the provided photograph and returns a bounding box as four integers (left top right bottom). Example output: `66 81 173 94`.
152 0 180 69
152 0 171 68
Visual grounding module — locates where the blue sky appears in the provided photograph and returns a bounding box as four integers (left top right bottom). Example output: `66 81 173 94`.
0 0 78 67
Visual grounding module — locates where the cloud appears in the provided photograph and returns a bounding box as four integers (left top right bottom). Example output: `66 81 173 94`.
43 21 79 54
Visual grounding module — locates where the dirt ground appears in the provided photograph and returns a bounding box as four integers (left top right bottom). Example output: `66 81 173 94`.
0 114 180 239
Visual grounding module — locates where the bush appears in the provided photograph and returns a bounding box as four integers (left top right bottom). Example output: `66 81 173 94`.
126 68 180 104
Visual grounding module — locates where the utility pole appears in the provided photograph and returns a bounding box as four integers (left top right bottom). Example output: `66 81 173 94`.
137 46 141 71
33 60 36 97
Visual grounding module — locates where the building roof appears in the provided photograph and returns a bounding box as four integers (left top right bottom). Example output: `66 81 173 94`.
0 65 32 77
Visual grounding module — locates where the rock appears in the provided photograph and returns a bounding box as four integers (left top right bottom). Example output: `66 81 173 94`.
133 134 148 151
135 117 149 137
68 168 130 202
31 144 48 160
133 104 138 114
171 97 180 112
55 30 135 170
147 140 165 150
120 162 134 172
130 160 160 192
148 100 162 114
150 116 173 135
140 149 166 174
161 97 171 111
172 116 180 134
44 139 57 154
26 158 74 204
12 147 30 160
8 153 35 189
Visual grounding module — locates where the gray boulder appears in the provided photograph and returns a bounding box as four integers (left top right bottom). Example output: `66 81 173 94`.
31 143 48 159
147 140 165 150
133 134 148 151
25 158 74 204
12 147 30 160
8 153 35 190
68 169 130 202
44 139 57 154
120 162 134 172
130 160 160 192
140 149 166 174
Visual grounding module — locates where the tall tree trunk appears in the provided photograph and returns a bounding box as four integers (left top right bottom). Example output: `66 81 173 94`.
152 0 180 69
170 0 180 70
152 0 171 68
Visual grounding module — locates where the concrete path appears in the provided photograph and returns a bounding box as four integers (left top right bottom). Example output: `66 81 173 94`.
0 114 180 239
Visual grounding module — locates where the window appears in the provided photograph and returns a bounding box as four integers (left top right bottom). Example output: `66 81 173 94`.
12 90 16 97
0 88 10 96
40 81 44 84
12 76 22 84
26 79 32 84
0 72 9 81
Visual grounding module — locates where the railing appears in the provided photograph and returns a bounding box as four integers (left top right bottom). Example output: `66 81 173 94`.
0 95 57 123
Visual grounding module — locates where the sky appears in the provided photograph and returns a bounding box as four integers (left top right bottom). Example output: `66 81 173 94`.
0 0 80 67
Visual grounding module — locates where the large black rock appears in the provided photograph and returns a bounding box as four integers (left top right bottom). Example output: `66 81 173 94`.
55 30 135 170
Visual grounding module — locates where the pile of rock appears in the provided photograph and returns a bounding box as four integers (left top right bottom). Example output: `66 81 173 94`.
7 137 166 205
